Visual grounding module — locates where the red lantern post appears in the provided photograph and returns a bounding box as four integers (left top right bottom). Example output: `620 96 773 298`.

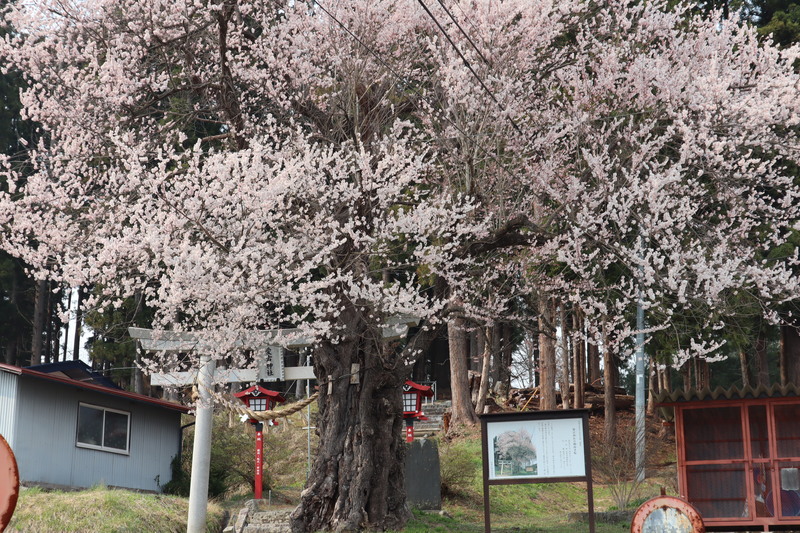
234 385 286 499
254 424 264 499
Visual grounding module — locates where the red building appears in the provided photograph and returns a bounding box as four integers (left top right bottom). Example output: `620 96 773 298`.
658 385 800 531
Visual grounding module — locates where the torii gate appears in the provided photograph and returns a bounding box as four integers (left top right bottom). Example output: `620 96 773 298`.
128 316 418 533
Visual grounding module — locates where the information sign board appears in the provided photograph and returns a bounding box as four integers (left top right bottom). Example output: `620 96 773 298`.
480 410 594 533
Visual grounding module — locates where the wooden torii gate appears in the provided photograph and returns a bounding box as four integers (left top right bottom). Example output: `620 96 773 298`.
128 316 418 533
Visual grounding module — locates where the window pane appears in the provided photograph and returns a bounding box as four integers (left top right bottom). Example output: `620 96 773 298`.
774 405 800 458
403 396 417 412
77 405 103 446
687 464 747 519
753 463 773 517
749 405 770 459
684 407 743 461
774 462 800 517
250 399 267 411
103 411 129 451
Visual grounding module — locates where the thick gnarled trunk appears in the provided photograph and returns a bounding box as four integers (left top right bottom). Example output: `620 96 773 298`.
291 310 410 533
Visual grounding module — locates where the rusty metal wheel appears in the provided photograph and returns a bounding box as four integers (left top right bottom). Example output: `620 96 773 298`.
0 434 19 531
630 495 705 533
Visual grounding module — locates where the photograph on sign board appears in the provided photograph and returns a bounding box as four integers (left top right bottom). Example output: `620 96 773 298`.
492 428 538 477
486 415 585 481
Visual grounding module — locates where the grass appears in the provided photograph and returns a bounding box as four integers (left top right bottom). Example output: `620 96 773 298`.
405 508 630 533
5 485 225 533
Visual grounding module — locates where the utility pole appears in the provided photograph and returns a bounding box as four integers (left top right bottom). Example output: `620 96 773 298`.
635 232 647 483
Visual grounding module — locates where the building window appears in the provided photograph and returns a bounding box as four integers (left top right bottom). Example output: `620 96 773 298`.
76 403 130 454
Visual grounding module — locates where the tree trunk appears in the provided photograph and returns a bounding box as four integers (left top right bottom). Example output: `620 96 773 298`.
291 306 422 533
739 349 752 389
603 325 616 445
572 307 585 409
588 338 601 387
610 351 620 388
780 325 800 386
755 329 770 388
31 279 48 366
647 358 657 416
694 357 710 390
447 312 478 426
5 271 20 365
496 323 513 398
524 333 537 389
4 337 17 365
559 303 570 410
62 305 70 361
72 287 83 361
471 328 483 372
682 361 692 391
475 328 492 415
659 363 671 393
538 296 557 411
133 349 144 395
45 282 58 363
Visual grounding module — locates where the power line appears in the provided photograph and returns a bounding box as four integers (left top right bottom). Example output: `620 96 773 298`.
433 0 490 67
311 0 529 189
309 1 410 90
415 0 523 136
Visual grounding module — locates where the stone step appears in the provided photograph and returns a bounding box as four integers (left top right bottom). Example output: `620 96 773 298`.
242 511 292 533
243 525 291 533
420 402 450 414
248 510 293 524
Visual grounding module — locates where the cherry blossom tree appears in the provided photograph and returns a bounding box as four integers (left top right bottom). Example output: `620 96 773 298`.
2 0 800 530
420 0 800 436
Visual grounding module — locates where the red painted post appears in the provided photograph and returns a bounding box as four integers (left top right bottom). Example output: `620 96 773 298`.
254 422 264 499
405 420 414 443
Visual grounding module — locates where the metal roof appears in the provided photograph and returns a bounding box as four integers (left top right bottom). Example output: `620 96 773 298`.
655 383 800 405
25 360 121 390
0 363 190 413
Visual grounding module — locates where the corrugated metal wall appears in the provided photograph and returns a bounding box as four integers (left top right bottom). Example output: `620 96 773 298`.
0 371 19 447
14 377 182 492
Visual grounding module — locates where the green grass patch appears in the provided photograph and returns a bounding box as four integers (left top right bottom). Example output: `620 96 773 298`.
6 485 225 533
405 509 630 533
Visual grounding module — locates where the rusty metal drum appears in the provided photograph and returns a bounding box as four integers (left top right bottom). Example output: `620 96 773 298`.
631 495 704 533
0 434 19 530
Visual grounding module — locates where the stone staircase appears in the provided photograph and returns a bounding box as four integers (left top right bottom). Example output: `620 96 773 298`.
413 400 450 434
224 501 292 533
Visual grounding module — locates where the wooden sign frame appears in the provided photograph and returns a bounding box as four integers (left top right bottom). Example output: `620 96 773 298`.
480 409 595 533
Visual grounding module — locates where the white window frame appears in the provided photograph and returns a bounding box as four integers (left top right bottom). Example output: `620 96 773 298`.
76 402 131 455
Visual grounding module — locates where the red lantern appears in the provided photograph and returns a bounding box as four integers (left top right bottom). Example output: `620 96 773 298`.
402 380 433 443
234 385 286 499
234 385 286 424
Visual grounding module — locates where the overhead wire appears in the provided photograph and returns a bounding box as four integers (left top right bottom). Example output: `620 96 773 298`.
414 0 524 135
310 0 533 203
433 0 490 66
